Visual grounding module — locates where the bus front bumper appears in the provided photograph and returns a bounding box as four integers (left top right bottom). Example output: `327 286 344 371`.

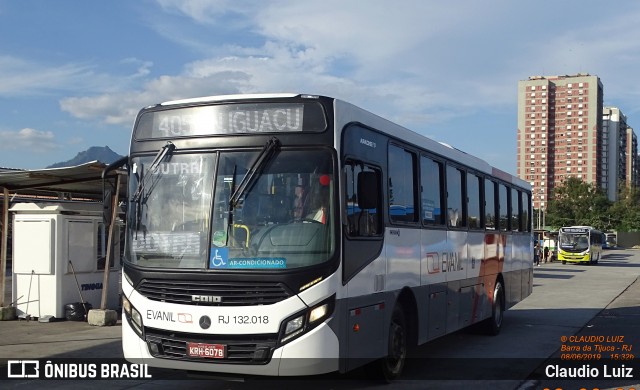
559 254 590 263
122 315 340 377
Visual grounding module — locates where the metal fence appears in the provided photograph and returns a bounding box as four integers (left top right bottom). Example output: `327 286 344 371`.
616 232 640 248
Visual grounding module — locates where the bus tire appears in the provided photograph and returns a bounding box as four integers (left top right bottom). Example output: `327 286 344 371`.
368 305 407 382
482 280 505 336
562 260 566 265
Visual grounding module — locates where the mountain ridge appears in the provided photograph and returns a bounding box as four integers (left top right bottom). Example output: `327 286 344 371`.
46 146 124 168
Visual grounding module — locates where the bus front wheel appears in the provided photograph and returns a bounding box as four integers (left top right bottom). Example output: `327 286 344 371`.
368 305 407 382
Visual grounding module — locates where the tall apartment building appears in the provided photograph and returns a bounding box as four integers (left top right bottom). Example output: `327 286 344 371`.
636 154 640 188
517 74 603 210
601 107 639 200
625 128 639 189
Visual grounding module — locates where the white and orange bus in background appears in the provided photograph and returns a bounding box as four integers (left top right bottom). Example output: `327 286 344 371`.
120 93 533 380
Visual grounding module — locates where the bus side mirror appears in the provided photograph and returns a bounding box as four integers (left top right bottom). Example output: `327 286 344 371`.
357 171 379 210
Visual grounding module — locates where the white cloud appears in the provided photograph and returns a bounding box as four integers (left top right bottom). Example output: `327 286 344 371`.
0 55 157 98
60 0 640 142
0 128 59 151
60 65 254 125
120 58 154 80
53 1 527 130
154 0 242 24
0 56 92 96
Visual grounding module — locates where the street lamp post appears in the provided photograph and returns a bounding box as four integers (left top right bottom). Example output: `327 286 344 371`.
537 189 545 230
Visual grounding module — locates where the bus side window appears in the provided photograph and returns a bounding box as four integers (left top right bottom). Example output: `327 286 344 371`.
510 188 521 232
467 172 482 229
344 162 382 237
388 144 418 223
518 190 527 232
485 179 496 230
498 183 508 231
446 165 465 228
420 156 444 226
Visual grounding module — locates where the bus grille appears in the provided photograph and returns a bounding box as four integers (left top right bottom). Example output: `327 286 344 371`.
137 279 292 306
145 328 277 364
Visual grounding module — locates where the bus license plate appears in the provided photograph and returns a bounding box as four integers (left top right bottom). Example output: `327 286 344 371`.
187 342 226 359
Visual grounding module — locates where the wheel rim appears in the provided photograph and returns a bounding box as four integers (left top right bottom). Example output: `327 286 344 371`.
386 319 406 374
494 285 503 328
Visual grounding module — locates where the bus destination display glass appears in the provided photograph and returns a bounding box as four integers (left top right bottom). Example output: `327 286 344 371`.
135 102 327 139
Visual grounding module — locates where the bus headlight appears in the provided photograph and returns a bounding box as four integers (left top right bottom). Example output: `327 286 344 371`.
122 295 143 338
282 315 305 342
131 307 143 330
279 295 335 345
309 303 329 323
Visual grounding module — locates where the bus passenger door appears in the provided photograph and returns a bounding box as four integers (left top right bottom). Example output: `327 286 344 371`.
341 159 387 370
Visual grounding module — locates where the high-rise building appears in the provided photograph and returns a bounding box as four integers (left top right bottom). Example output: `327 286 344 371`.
625 127 639 189
517 74 603 210
602 107 627 201
601 107 639 201
636 154 640 189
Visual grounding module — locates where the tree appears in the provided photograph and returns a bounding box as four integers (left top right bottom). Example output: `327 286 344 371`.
545 177 611 230
608 185 640 231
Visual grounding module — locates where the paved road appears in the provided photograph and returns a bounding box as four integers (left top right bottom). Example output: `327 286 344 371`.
1 248 639 390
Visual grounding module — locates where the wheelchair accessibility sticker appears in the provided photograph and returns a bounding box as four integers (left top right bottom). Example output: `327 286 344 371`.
210 248 229 268
210 248 286 269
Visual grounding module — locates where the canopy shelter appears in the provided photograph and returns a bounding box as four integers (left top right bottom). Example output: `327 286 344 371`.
0 160 127 200
0 159 128 308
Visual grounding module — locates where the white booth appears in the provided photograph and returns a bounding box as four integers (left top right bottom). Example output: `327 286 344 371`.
11 202 121 319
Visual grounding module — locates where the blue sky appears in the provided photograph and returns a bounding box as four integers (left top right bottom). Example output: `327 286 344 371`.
2 1 640 174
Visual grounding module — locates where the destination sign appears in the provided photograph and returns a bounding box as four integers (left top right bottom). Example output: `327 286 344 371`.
562 227 589 233
135 102 326 139
132 232 201 256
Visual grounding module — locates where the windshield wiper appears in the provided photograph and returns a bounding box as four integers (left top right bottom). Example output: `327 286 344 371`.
131 141 176 237
229 137 280 210
132 141 176 203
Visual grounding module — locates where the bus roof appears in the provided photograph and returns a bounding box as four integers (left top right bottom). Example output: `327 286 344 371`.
148 93 530 191
159 93 301 106
333 98 531 190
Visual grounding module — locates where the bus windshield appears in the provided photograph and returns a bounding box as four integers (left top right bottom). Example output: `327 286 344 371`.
559 231 590 252
126 148 335 270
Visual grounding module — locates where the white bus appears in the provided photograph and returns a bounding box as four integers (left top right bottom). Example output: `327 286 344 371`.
121 93 533 380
